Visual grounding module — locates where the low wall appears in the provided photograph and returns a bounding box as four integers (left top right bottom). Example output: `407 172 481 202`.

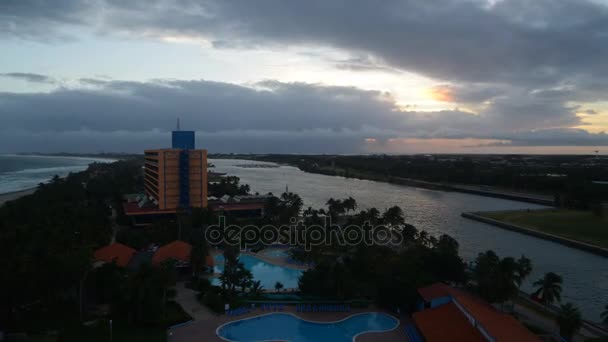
392 178 554 206
461 212 608 257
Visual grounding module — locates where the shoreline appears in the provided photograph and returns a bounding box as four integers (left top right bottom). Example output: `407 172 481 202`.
0 187 37 206
2 153 120 163
390 177 555 206
229 157 556 206
462 211 608 257
0 154 118 207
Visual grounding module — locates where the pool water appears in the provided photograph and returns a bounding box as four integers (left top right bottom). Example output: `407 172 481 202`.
213 254 303 289
217 312 398 342
262 249 289 258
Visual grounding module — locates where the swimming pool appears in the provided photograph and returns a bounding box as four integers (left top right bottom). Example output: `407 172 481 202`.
217 312 399 342
262 249 289 258
213 254 303 289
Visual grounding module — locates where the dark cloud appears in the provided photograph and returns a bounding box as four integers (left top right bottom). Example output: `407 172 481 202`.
1 1 608 152
0 72 55 84
3 0 608 85
331 55 397 73
477 129 608 147
0 0 93 40
0 77 606 153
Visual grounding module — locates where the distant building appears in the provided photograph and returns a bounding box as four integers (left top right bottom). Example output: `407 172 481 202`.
207 194 273 218
143 129 208 210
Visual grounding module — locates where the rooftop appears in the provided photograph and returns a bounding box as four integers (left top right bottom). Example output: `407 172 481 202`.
152 240 192 265
417 283 539 342
418 282 451 302
413 303 485 342
123 201 177 216
94 242 136 267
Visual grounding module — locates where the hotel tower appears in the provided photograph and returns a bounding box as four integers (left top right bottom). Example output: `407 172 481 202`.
144 124 208 210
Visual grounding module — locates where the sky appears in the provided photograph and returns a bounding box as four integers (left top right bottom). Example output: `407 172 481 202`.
1 0 608 154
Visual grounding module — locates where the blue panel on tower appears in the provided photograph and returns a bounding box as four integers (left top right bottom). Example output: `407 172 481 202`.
178 150 190 208
172 131 195 149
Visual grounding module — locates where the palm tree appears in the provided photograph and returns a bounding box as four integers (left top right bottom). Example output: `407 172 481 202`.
533 272 563 305
250 280 264 298
343 197 357 214
601 304 608 324
274 281 284 292
417 231 430 247
382 206 405 226
190 242 209 277
326 198 344 219
515 255 533 289
556 302 582 341
304 206 314 217
367 207 380 224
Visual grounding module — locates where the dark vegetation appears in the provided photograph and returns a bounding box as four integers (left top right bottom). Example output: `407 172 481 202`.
226 154 608 210
0 159 197 339
2 155 604 341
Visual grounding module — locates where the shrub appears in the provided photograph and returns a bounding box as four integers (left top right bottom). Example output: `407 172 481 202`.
202 290 224 314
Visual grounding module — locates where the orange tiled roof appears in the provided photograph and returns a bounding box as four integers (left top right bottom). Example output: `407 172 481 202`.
450 288 540 342
418 282 452 301
94 243 136 267
418 283 540 342
206 255 214 267
152 240 192 265
413 303 486 342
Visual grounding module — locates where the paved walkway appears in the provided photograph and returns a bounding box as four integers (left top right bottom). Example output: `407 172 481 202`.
174 281 215 321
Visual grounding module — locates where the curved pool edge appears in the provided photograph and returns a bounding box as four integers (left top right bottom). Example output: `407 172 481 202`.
215 311 400 342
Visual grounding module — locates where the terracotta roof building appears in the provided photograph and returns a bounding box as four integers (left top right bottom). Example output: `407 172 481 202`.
413 303 486 342
152 240 192 266
411 283 539 342
94 243 136 267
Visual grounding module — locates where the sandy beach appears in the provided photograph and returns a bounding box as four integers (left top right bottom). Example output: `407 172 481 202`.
0 188 36 206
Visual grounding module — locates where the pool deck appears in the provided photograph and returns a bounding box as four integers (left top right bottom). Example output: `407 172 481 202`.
168 306 409 342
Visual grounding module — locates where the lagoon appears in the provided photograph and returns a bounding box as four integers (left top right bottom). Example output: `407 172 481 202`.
211 158 608 320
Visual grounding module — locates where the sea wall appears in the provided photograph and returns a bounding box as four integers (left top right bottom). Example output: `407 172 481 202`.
462 212 608 257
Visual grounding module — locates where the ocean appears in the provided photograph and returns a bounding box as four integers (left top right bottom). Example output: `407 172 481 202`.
0 154 115 194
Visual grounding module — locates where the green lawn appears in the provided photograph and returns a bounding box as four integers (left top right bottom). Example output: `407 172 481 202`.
481 209 608 249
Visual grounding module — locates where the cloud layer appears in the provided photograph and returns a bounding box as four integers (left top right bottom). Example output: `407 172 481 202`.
1 0 608 152
1 78 606 153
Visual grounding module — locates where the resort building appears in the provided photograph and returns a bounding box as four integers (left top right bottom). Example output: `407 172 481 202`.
152 240 193 267
406 283 539 342
152 240 215 273
207 194 271 218
144 128 208 211
93 242 136 268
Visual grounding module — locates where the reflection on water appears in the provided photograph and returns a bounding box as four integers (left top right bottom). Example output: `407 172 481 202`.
211 159 608 320
213 254 302 289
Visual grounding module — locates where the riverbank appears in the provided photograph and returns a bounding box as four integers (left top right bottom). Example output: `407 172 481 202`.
0 187 36 206
211 158 608 320
462 211 608 257
390 177 555 205
481 209 608 249
235 156 556 206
